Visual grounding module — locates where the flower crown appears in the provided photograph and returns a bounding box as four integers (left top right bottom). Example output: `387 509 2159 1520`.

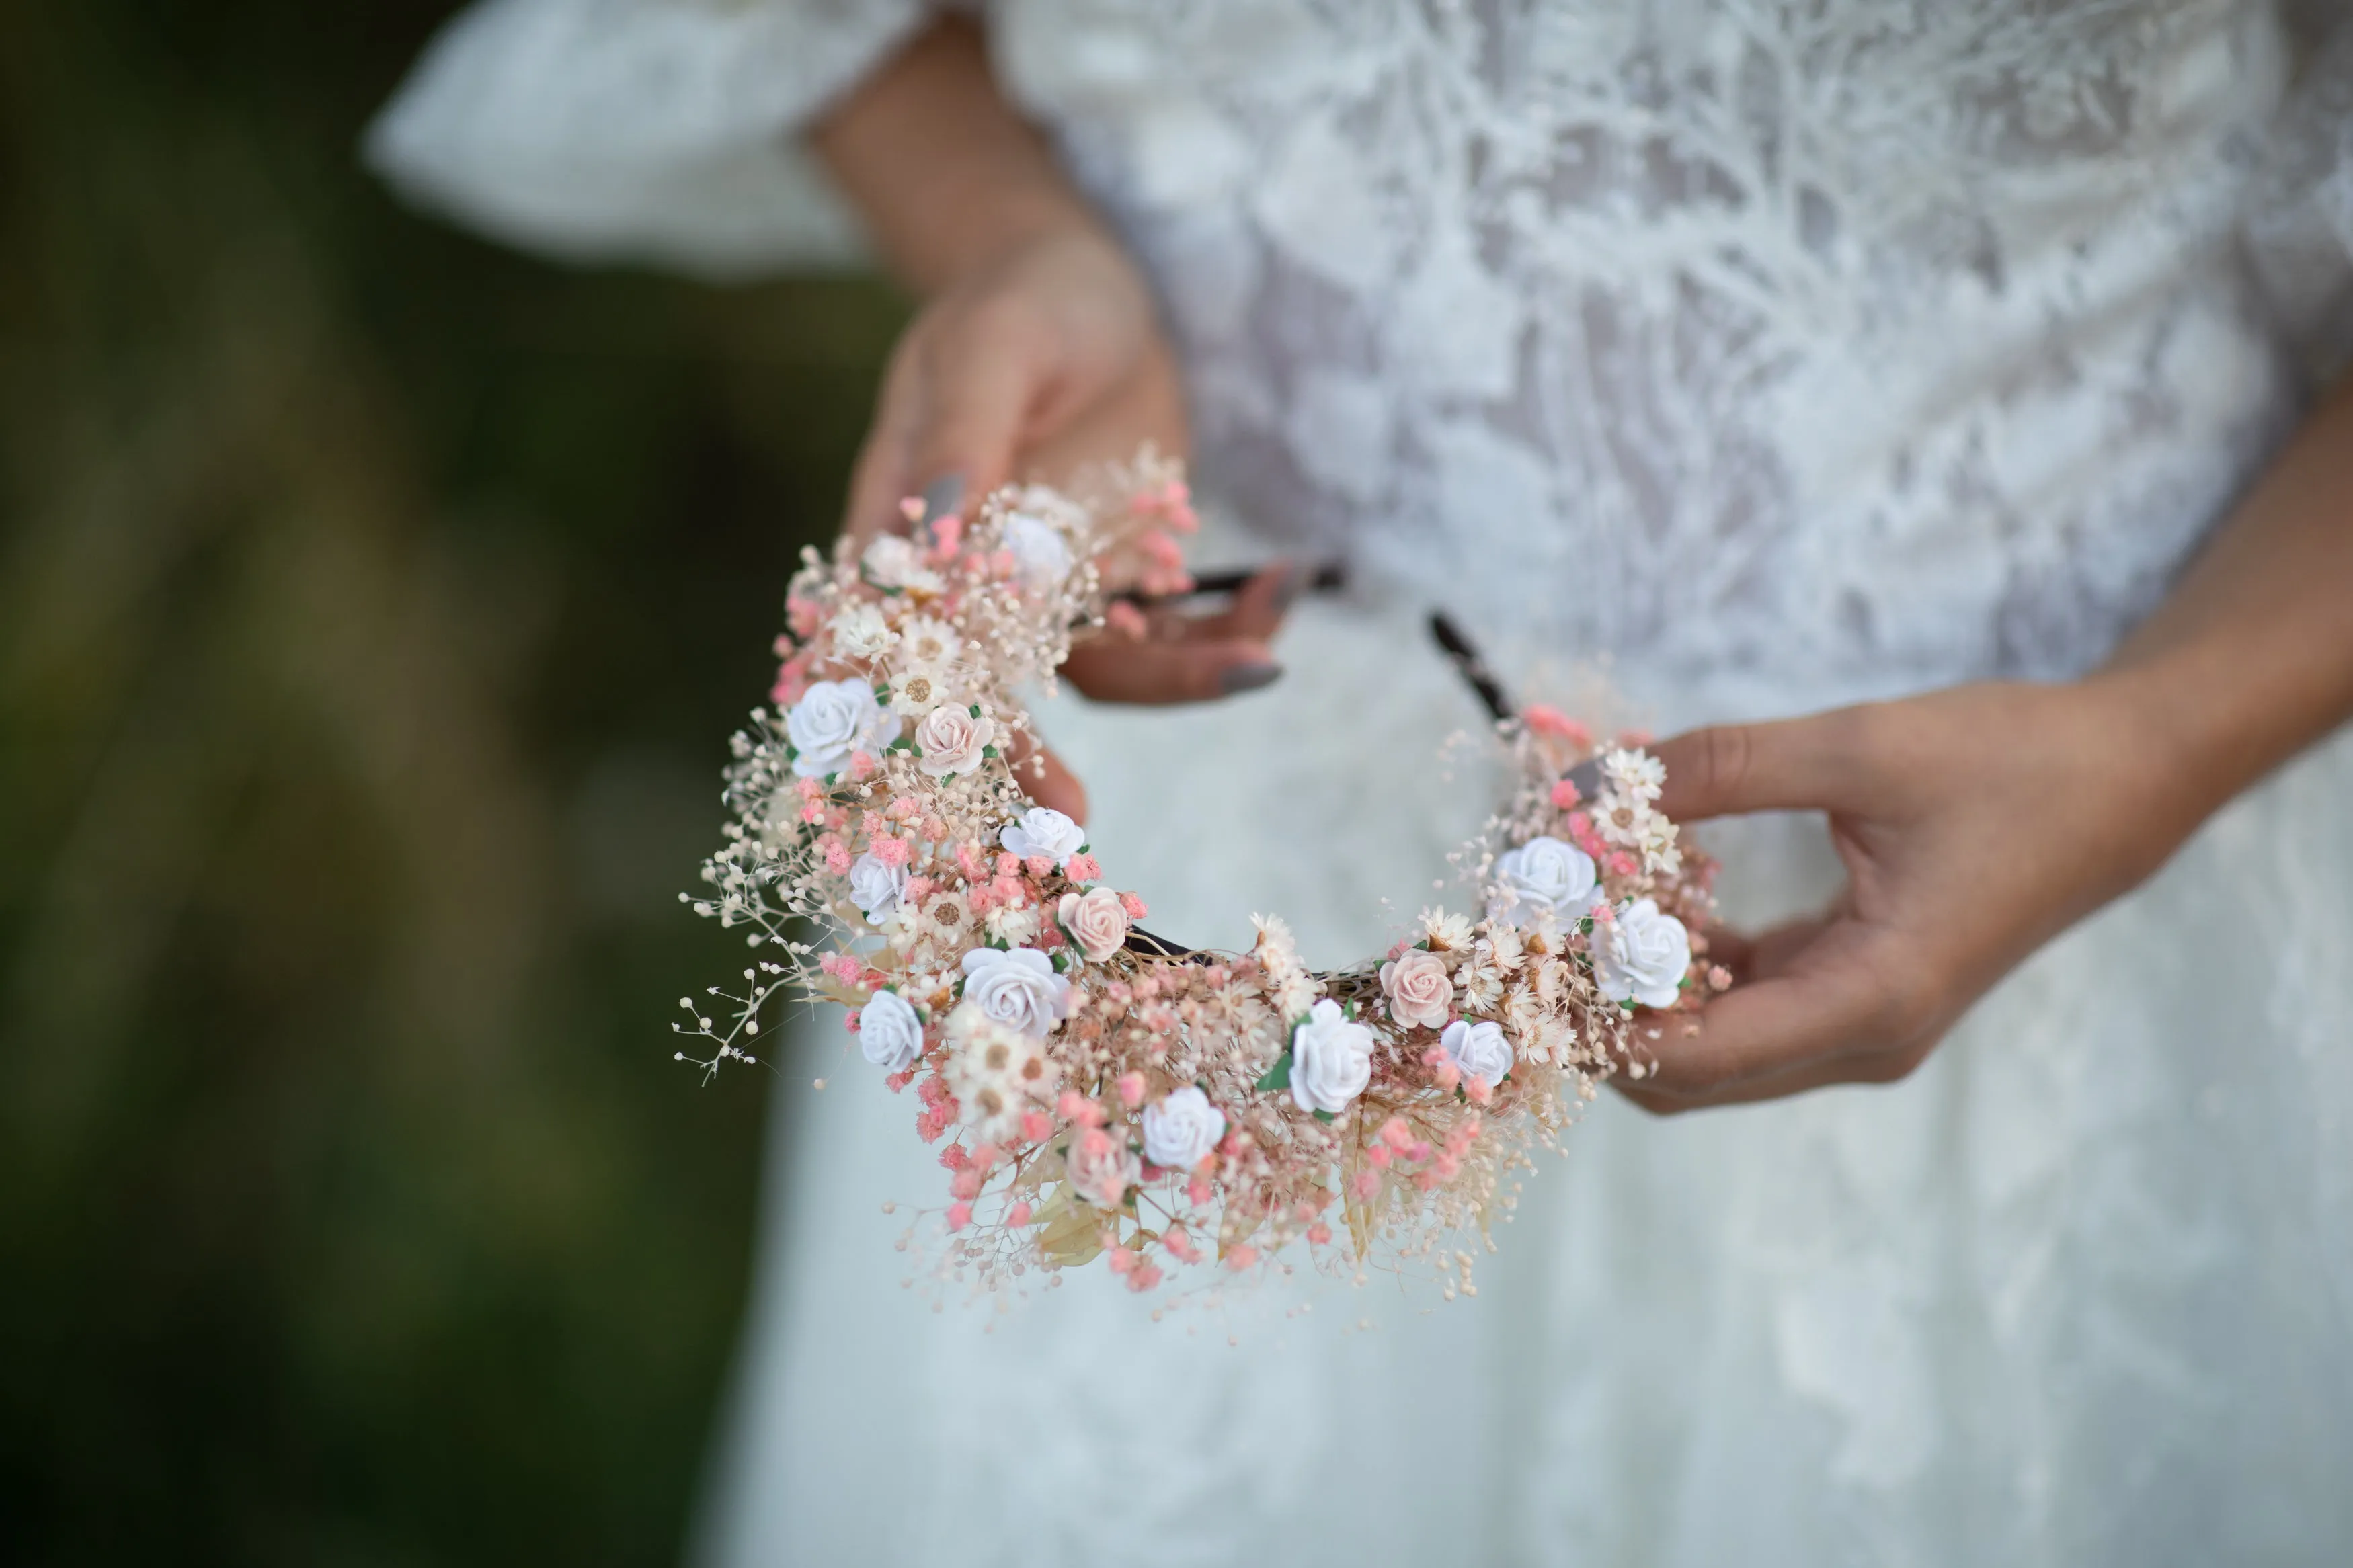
680 452 1720 1302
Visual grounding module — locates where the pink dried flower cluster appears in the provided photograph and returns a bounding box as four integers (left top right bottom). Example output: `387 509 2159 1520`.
676 452 1718 1305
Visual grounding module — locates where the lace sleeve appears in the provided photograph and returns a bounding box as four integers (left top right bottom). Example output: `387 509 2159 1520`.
364 0 930 276
2243 7 2353 391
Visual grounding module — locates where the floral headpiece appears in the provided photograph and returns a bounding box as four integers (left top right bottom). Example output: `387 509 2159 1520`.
680 452 1720 1302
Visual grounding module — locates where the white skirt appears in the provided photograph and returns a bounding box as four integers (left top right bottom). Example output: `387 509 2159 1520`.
692 556 2353 1567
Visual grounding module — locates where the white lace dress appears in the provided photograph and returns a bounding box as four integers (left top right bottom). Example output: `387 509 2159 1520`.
376 4 2353 1563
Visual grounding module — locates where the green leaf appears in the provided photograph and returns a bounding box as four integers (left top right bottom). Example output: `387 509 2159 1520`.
1312 1108 1337 1124
969 704 982 718
982 745 1000 759
1254 1052 1293 1093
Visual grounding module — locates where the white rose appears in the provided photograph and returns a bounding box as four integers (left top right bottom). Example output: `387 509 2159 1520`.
914 704 995 778
1055 886 1130 962
1003 510 1073 587
1439 1018 1513 1087
959 946 1071 1036
1488 835 1599 923
1289 998 1374 1115
1001 806 1086 862
847 852 908 923
786 679 901 778
1140 1086 1226 1171
1378 946 1454 1030
1593 897 1692 1009
830 602 897 659
861 533 942 593
857 989 924 1071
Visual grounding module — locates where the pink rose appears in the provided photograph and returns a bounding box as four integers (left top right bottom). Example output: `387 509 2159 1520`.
1066 1125 1139 1209
1056 886 1131 962
914 704 995 778
1378 946 1454 1030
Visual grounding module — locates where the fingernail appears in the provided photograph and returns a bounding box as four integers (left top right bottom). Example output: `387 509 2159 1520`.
1220 661 1284 696
1562 757 1603 800
919 472 966 526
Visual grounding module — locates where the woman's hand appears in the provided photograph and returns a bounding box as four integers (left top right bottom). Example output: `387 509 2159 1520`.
840 225 1294 709
1624 675 2210 1112
813 18 1295 821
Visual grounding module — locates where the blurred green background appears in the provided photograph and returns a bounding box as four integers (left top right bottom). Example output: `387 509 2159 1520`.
1 5 904 1561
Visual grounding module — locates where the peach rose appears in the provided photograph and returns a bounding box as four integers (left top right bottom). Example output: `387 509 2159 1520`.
914 704 995 778
1378 946 1454 1030
1056 886 1131 962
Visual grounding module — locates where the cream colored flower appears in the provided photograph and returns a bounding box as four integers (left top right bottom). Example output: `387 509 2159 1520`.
830 601 897 660
861 534 943 594
1420 908 1475 952
887 661 959 718
1603 747 1666 803
895 614 961 668
1458 942 1507 1014
984 900 1041 946
945 1005 1058 1143
917 889 977 948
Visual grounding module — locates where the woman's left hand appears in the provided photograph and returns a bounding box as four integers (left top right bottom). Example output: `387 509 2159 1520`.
1625 675 2211 1112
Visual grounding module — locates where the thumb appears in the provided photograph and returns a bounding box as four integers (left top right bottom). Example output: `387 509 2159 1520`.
1649 711 1864 823
841 313 1042 546
900 315 1049 520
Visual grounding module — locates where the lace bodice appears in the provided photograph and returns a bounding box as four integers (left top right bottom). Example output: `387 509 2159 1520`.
372 0 2353 716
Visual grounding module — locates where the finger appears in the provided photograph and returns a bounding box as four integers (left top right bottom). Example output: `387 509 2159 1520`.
1618 1034 1933 1114
1649 709 1871 823
1630 922 1908 1100
842 343 928 547
898 312 1043 521
1188 561 1304 643
1062 635 1283 705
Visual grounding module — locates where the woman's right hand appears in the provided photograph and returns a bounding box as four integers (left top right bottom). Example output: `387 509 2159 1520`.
839 225 1298 816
